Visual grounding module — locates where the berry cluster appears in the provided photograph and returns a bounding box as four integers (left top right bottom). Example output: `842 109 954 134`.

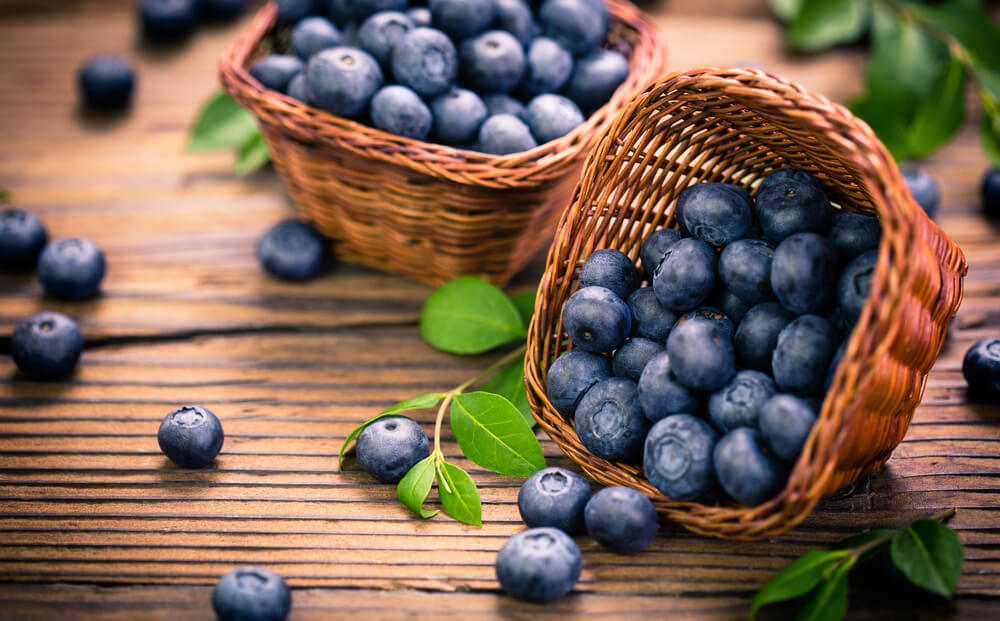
250 0 629 154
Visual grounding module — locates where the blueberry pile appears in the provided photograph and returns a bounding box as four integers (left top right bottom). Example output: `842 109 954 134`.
546 168 888 508
251 0 629 154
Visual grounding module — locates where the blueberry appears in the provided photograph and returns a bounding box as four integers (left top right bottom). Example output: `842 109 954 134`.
286 72 311 103
637 352 700 423
354 0 408 21
639 228 682 277
370 85 433 140
406 7 432 27
564 49 628 112
584 486 658 554
250 54 306 93
713 427 783 506
562 286 631 353
495 527 581 602
139 0 198 42
291 17 342 60
431 88 488 145
674 306 735 338
477 114 538 154
678 183 753 248
652 237 717 312
825 339 846 389
483 94 527 121
983 168 1000 219
546 350 611 416
733 301 794 373
707 285 751 324
754 168 832 241
837 249 877 327
459 30 526 96
198 0 246 21
708 370 776 432
358 11 414 68
718 238 775 304
275 0 316 24
306 47 383 117
643 414 718 501
391 28 458 98
157 405 224 468
429 0 497 39
665 317 735 392
579 248 638 301
0 208 47 271
759 394 816 462
518 467 592 533
11 312 84 381
771 232 837 315
827 210 881 260
612 337 663 381
37 238 106 301
77 54 135 110
772 315 837 395
574 377 648 461
539 0 606 56
356 415 430 483
902 168 939 218
963 338 1000 402
493 0 540 46
256 219 329 281
526 94 585 143
212 566 291 621
626 287 678 343
520 38 573 98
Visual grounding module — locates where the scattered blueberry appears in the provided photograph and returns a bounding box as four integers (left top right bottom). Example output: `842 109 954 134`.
665 317 735 392
358 11 414 68
406 7 432 28
495 527 581 602
212 566 292 621
78 54 135 110
718 238 775 305
759 394 816 462
306 47 383 117
639 228 681 278
493 0 540 46
754 168 832 241
429 0 497 39
356 415 430 483
627 287 678 343
713 427 783 506
526 94 585 143
733 301 794 373
579 248 638 302
564 49 628 112
643 414 718 501
574 377 648 461
674 306 735 338
678 182 753 248
584 486 658 554
391 27 458 98
707 369 776 432
11 311 84 381
652 237 717 312
562 285 631 353
518 466 592 533
256 219 329 281
612 337 663 381
431 88 489 145
0 207 47 271
286 72 311 103
520 37 573 98
983 168 1000 219
477 114 538 154
771 314 837 395
250 54 306 93
37 237 106 301
157 405 224 468
827 210 881 260
963 338 1000 402
902 168 939 218
291 16 342 60
482 94 527 122
637 351 700 423
771 232 837 315
275 0 316 24
837 249 877 326
139 0 198 43
545 349 611 416
539 0 606 56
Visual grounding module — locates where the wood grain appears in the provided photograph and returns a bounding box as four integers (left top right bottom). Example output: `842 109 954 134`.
1 0 999 618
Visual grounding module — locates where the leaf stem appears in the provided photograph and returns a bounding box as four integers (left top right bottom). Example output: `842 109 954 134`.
849 508 958 559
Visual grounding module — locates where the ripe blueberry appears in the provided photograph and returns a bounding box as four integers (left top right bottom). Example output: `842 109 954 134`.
708 369 776 432
584 486 658 554
291 16 342 60
674 306 735 338
545 349 612 416
431 88 488 146
286 73 310 103
256 219 329 281
495 527 581 602
771 232 837 315
759 394 816 462
579 248 638 302
78 54 135 110
357 11 413 68
139 0 197 43
520 38 573 98
482 94 527 122
665 317 735 392
356 415 430 483
612 337 663 382
639 228 681 278
627 288 678 344
707 285 751 324
644 414 718 501
370 85 433 140
718 238 775 305
902 168 939 218
837 249 877 326
518 466 592 533
714 427 783 506
772 315 837 395
754 168 832 241
652 237 717 312
37 238 106 301
539 0 607 56
250 55 306 93
0 207 47 271
429 0 496 39
157 405 224 468
526 94 585 144
983 168 1000 219
733 301 794 373
963 338 1000 402
212 566 291 621
306 47 383 118
637 351 700 423
827 210 881 260
562 285 631 353
459 30 526 95
574 377 648 461
493 0 540 46
477 114 538 155
677 183 753 248
391 28 457 98
564 49 628 112
11 311 84 381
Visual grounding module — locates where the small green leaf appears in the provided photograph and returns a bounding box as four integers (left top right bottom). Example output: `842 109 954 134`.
482 358 534 427
419 277 526 355
435 459 482 526
338 393 444 469
794 559 853 621
397 456 438 519
450 391 545 477
770 0 804 22
786 0 869 52
750 550 847 619
834 528 895 563
904 55 965 159
890 520 964 598
984 113 1000 168
510 290 537 326
188 92 259 152
235 131 271 175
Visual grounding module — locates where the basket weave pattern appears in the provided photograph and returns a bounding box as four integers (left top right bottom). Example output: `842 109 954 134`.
524 68 968 540
219 1 668 286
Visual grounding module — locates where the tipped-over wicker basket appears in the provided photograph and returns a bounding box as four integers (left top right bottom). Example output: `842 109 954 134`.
524 67 968 540
219 1 668 286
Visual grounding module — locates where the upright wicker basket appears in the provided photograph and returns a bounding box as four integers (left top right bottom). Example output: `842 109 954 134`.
524 68 968 540
219 1 668 286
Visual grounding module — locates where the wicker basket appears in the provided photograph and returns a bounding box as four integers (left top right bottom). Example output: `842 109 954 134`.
219 1 667 287
524 68 968 540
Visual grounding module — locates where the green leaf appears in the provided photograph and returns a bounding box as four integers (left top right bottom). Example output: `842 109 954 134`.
786 0 869 52
435 459 482 526
794 559 853 621
904 54 965 158
770 0 805 22
235 131 271 175
419 277 527 355
984 113 1000 168
450 391 545 476
188 92 259 152
750 550 847 620
890 520 964 598
338 393 444 469
834 528 895 563
397 456 438 519
482 358 534 427
510 290 537 326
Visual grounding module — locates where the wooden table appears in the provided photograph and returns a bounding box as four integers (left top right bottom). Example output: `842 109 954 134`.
1 1 997 619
